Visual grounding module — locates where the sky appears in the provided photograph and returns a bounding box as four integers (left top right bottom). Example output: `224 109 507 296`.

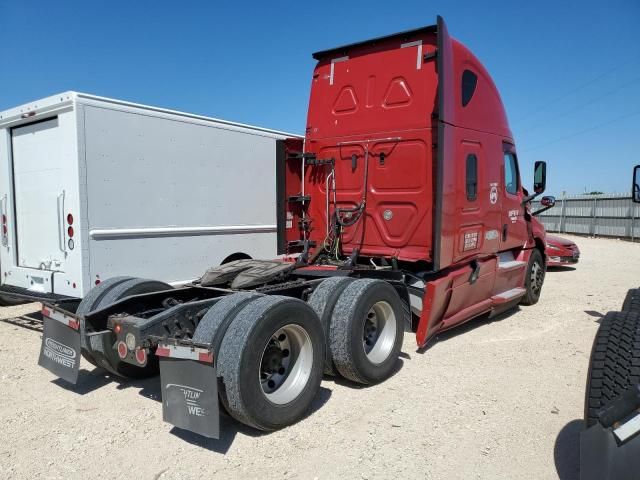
1 0 638 196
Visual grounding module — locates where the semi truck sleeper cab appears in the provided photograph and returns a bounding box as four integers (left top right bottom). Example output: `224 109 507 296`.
38 16 555 439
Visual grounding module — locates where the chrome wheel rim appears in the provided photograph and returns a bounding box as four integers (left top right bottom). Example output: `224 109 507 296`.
362 301 397 365
259 324 313 405
530 261 544 295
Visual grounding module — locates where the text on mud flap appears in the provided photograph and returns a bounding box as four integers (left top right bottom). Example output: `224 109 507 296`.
43 338 76 369
166 384 208 416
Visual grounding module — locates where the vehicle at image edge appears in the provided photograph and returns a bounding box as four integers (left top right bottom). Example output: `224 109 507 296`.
38 17 557 439
545 234 580 267
579 165 640 480
0 93 298 304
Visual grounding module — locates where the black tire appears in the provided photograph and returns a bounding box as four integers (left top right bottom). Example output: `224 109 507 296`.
192 293 263 415
329 279 404 385
85 278 173 378
521 249 545 306
76 276 134 366
0 294 27 306
217 296 325 431
307 277 356 376
585 310 640 427
622 288 640 312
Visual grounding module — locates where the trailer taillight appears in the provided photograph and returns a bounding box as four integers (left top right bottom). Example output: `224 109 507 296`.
67 226 74 237
67 213 73 225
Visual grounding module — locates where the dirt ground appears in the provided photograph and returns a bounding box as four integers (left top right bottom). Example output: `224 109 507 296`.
0 234 637 480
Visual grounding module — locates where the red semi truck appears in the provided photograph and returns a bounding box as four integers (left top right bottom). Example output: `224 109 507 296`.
38 17 556 438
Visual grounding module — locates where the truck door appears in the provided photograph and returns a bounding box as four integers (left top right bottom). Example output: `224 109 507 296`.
500 144 528 250
11 118 70 276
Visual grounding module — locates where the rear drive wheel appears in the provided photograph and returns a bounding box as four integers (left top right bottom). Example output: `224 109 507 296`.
192 292 263 414
216 296 325 431
307 276 356 376
585 310 640 426
85 277 173 378
521 249 545 306
329 279 404 385
76 276 134 366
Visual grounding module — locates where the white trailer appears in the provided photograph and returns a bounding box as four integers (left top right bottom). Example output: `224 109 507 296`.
0 92 299 301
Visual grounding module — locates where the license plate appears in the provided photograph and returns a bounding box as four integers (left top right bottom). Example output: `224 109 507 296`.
158 343 219 439
38 305 81 384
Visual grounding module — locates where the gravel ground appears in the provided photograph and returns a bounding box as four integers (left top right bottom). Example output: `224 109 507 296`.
0 234 637 480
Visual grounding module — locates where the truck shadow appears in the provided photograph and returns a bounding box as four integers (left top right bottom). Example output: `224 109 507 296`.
415 309 520 354
169 386 333 454
322 358 405 389
547 266 577 272
554 419 582 480
52 368 160 400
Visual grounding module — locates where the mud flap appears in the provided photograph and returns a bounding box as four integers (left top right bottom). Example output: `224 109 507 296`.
580 385 640 480
157 343 219 439
38 305 81 384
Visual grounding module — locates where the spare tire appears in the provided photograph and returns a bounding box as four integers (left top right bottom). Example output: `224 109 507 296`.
217 295 325 431
585 310 640 427
622 288 640 312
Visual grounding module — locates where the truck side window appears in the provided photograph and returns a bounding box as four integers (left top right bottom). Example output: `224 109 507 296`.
466 154 477 200
504 153 519 195
461 70 478 107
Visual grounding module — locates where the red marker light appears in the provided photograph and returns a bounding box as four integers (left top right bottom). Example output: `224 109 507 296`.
67 226 74 237
67 213 73 225
95 279 101 285
114 324 121 334
117 341 127 359
135 349 147 365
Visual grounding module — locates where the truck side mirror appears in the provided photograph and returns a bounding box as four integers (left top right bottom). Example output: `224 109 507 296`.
540 196 555 207
532 195 556 216
633 165 640 203
534 161 546 194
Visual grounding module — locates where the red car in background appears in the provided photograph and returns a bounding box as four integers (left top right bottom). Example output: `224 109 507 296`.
546 234 580 266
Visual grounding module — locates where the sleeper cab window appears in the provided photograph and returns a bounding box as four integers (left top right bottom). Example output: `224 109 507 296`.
504 153 519 195
461 69 478 107
466 154 478 201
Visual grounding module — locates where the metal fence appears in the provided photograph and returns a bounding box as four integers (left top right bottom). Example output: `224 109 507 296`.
531 193 640 240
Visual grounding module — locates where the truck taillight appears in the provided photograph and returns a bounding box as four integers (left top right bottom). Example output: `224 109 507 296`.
1 213 7 246
66 213 75 249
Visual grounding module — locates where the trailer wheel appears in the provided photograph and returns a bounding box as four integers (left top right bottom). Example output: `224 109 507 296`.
217 296 325 431
76 276 134 366
622 288 640 312
307 276 356 376
329 279 404 385
585 310 640 427
521 248 545 306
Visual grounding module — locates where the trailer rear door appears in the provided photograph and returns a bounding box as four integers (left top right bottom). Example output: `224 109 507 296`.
11 118 69 275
